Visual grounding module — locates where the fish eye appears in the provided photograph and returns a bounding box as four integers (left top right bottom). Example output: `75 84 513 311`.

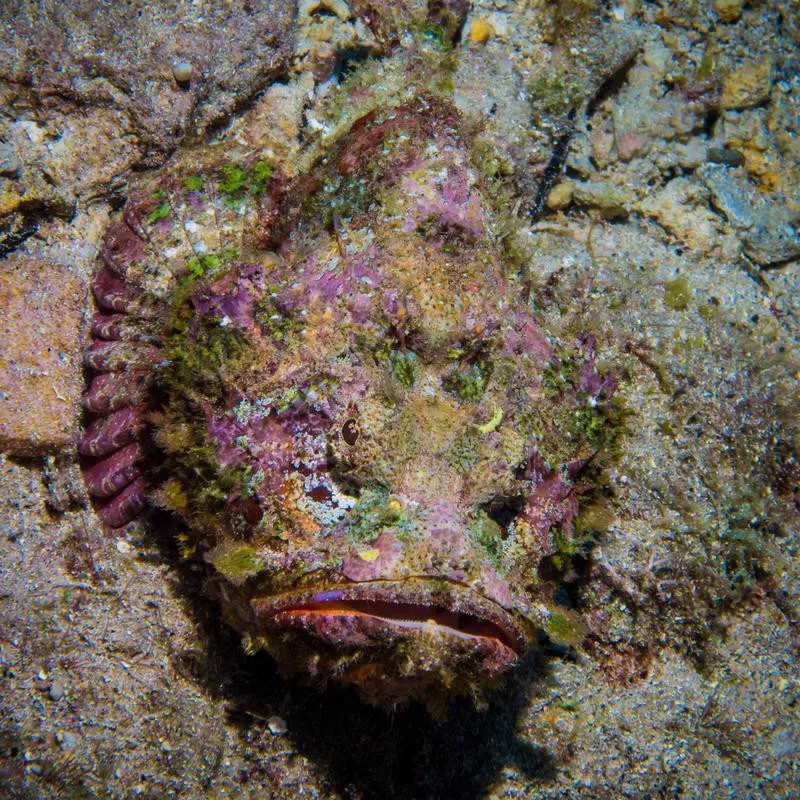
341 417 360 446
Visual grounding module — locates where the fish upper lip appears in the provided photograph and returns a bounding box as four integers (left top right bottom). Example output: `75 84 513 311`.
250 577 531 655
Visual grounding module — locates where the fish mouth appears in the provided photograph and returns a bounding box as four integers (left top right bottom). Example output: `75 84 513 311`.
251 578 530 657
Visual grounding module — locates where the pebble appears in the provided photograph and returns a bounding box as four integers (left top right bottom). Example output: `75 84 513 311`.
715 0 743 23
547 180 574 210
572 180 630 220
267 715 288 735
116 538 133 555
0 144 20 177
49 678 65 701
706 147 746 167
469 19 492 44
56 731 78 751
721 59 773 110
172 60 194 84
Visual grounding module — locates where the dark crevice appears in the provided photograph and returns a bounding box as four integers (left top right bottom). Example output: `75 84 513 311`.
528 110 576 221
585 49 638 119
702 107 720 139
482 494 525 530
333 45 375 82
0 222 38 259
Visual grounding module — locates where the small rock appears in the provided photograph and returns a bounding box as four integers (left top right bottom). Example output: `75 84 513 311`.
636 177 721 254
0 258 86 456
56 731 78 751
715 0 743 23
722 59 773 110
49 678 65 701
267 715 288 735
706 147 746 167
469 19 493 45
699 163 800 266
615 131 650 162
572 181 630 220
0 144 20 177
547 180 574 210
172 60 194 84
116 538 133 555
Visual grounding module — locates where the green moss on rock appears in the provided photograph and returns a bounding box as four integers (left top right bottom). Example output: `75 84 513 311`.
211 544 264 585
545 608 585 647
146 202 171 224
664 277 691 310
443 362 487 400
468 511 503 565
346 486 402 544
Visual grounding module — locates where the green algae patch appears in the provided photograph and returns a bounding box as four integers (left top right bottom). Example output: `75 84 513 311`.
468 511 503 565
182 174 204 191
570 401 621 450
697 45 722 81
447 429 481 473
477 407 503 434
559 698 580 713
153 477 189 514
664 277 691 310
220 165 248 194
443 362 487 400
541 353 579 396
184 250 236 281
527 69 585 116
254 297 306 343
218 159 273 201
146 202 171 224
250 160 273 196
389 351 417 388
209 544 264 585
165 317 250 398
171 248 239 305
346 486 403 545
544 608 586 647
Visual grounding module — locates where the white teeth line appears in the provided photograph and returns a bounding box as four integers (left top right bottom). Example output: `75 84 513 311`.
370 615 482 641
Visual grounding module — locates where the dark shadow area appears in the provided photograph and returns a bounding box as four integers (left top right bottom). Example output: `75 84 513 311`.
146 515 558 800
229 649 555 800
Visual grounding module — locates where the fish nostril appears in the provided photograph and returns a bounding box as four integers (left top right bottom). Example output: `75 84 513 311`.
481 495 525 530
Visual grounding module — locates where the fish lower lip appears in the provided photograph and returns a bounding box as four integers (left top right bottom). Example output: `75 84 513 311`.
251 579 530 655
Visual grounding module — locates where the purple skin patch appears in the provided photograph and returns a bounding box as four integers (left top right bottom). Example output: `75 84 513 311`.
311 590 345 602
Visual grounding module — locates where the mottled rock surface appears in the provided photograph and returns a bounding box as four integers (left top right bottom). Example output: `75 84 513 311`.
0 0 295 164
0 0 295 258
0 258 85 455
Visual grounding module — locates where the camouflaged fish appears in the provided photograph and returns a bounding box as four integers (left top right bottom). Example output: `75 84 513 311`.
80 2 617 708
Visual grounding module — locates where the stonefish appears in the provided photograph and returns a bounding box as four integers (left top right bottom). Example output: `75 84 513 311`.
80 6 616 708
